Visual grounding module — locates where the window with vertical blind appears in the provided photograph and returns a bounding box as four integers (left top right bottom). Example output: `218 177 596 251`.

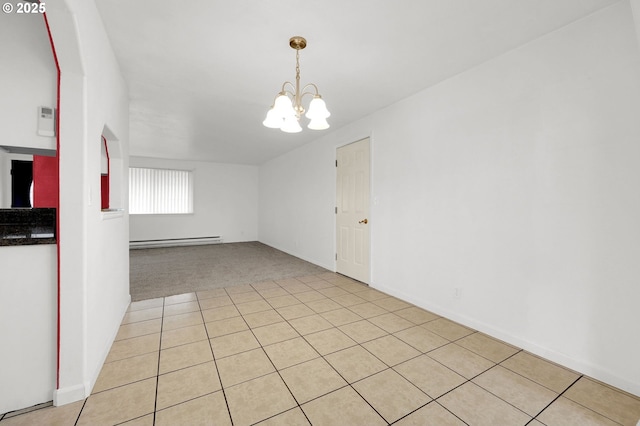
129 167 193 214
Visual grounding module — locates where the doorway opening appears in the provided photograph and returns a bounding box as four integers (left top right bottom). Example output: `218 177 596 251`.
11 160 33 208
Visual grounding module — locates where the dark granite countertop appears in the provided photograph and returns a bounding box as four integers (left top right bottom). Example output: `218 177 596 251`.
0 208 56 246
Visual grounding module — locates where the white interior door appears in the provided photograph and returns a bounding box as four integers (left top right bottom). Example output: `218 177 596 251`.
336 138 370 283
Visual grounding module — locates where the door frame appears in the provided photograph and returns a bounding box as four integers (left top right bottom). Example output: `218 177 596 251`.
334 136 373 284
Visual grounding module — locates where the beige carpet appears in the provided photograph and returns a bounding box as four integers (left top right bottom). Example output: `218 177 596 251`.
129 241 329 301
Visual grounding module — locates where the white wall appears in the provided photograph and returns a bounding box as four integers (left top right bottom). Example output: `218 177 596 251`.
259 130 351 270
0 9 58 413
259 2 640 396
0 12 56 153
129 157 258 243
46 0 130 405
0 11 56 208
0 245 57 413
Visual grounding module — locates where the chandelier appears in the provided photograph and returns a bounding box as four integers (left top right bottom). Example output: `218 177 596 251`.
263 36 330 133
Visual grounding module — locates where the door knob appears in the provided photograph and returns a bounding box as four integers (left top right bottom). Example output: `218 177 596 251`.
359 218 368 224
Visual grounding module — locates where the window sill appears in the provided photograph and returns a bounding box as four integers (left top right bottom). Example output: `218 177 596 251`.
101 209 124 221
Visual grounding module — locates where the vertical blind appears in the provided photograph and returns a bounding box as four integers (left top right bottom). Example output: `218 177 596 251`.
129 167 193 214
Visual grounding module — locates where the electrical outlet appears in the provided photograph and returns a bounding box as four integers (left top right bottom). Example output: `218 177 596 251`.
454 287 461 299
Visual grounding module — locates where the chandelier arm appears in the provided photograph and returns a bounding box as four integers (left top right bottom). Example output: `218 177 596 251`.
280 81 295 94
301 83 321 96
300 90 319 100
280 89 295 99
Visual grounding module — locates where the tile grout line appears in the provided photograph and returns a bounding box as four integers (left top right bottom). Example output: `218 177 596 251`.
423 347 575 425
389 400 470 426
72 398 88 426
286 298 393 424
386 341 495 424
433 347 524 396
280 285 400 424
147 283 480 424
436 400 472 426
528 375 626 426
13 275 638 425
162 280 384 422
460 360 541 422
150 297 166 425
226 276 389 422
527 374 583 425
113 317 163 342
240 278 318 424
196 291 235 426
28 278 519 423
253 279 351 416
347 385 392 425
349 290 619 425
496 351 581 396
415 349 510 412
433 400 471 426
157 280 459 417
302 290 460 424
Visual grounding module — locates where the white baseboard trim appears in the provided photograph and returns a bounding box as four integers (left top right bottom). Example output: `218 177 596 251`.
53 383 87 407
130 236 222 249
373 282 640 398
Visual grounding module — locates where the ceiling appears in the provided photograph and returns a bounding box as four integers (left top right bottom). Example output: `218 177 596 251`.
94 0 619 165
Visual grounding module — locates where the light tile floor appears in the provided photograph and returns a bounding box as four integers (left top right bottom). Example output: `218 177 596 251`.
2 273 640 425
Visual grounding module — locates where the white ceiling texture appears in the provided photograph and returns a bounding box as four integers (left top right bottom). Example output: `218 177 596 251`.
94 0 619 165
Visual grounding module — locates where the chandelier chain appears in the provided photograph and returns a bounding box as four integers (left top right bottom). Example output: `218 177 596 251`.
295 49 302 115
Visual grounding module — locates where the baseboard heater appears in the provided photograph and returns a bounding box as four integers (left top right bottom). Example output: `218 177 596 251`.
129 236 223 249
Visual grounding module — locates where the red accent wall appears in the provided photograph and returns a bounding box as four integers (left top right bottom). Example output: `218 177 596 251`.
32 155 59 208
101 175 109 210
101 136 110 210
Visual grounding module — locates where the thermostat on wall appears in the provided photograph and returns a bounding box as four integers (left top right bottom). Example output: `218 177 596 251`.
37 106 56 137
